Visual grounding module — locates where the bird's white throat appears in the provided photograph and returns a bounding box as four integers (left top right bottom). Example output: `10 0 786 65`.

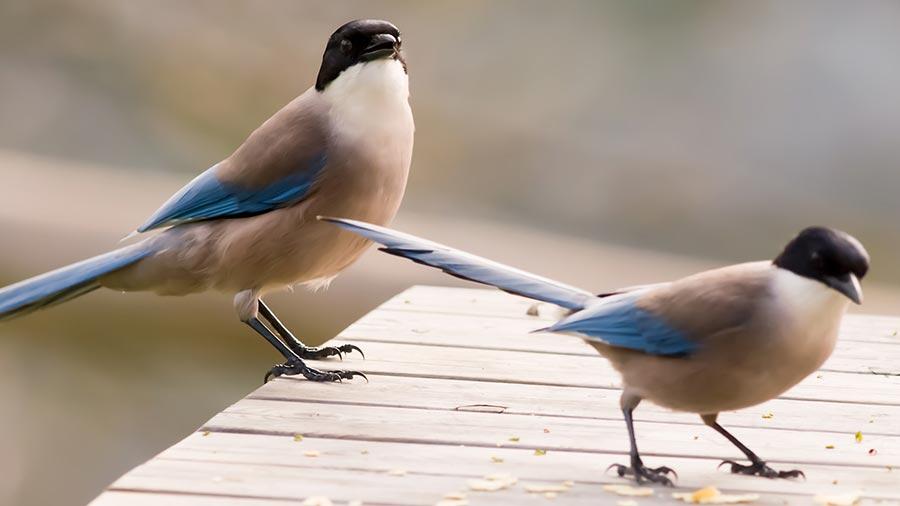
322 58 412 141
772 267 849 323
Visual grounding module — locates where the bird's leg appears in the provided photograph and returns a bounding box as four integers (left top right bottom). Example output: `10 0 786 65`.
257 299 364 359
607 395 677 486
243 316 366 384
702 414 804 479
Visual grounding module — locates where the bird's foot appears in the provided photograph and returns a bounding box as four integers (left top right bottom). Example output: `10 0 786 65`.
264 358 368 383
718 460 804 479
292 343 365 360
607 460 677 486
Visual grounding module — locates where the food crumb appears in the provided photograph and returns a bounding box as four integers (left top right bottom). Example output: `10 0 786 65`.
509 436 520 442
534 449 547 456
443 492 467 500
201 430 210 437
543 428 551 433
303 450 320 457
361 449 369 455
672 486 759 504
526 304 541 316
825 444 835 449
562 480 575 487
813 492 861 505
761 412 774 419
468 473 518 492
854 431 863 443
491 456 504 464
387 469 408 476
293 434 304 442
302 498 333 506
544 492 558 499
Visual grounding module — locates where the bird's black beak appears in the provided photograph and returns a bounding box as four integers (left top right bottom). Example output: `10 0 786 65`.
360 33 399 61
825 273 863 305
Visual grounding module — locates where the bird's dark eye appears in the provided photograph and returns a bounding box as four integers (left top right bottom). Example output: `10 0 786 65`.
340 39 352 54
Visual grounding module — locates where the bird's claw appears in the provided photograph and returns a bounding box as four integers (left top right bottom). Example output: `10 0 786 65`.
717 459 805 480
294 343 365 360
607 462 677 486
264 359 368 384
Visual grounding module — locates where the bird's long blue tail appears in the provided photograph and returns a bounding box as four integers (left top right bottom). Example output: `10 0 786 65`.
319 216 595 311
0 244 153 321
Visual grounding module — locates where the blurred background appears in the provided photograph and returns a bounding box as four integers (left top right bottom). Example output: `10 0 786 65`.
2 1 900 504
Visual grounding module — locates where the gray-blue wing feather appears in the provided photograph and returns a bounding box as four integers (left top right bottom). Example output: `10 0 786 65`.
137 153 326 232
321 217 595 311
544 289 697 356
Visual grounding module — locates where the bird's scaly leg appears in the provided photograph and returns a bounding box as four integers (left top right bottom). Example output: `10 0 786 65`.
243 316 366 384
258 299 364 359
608 395 677 486
702 414 804 479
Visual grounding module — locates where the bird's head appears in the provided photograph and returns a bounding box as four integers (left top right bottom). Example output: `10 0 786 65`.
774 227 870 304
316 19 405 91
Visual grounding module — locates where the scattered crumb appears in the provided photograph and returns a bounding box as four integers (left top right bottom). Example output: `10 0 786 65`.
543 428 551 433
544 492 558 499
854 431 863 443
693 436 699 440
302 497 333 506
293 434 304 442
534 449 547 456
443 492 467 500
832 480 839 485
817 374 824 379
825 444 835 449
868 448 878 456
761 412 774 419
303 450 320 457
526 303 541 316
617 501 638 506
524 484 569 494
387 469 408 476
403 299 411 304
435 500 468 506
411 328 429 334
813 492 861 505
672 486 759 504
361 449 369 455
468 473 518 492
563 480 575 487
201 430 210 437
602 484 654 497
490 456 504 463
509 436 520 442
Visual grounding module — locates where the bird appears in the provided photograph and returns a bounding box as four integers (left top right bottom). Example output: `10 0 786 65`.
321 217 869 484
0 19 414 383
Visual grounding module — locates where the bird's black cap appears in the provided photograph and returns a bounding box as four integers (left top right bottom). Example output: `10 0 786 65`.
316 19 404 91
774 226 870 303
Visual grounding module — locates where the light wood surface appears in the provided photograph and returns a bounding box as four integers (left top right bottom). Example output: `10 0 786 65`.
91 286 900 505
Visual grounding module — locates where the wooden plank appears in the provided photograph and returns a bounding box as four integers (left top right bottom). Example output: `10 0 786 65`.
379 286 900 344
340 309 900 375
251 374 900 436
106 433 899 503
318 340 900 406
92 492 302 506
91 286 900 505
203 399 900 469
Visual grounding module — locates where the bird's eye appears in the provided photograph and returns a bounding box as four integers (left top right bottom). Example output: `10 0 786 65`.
340 39 352 54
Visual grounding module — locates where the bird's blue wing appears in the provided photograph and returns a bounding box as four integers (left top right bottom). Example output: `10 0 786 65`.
137 153 326 232
544 289 697 357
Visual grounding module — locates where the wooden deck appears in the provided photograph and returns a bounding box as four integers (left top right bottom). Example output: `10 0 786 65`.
91 286 900 506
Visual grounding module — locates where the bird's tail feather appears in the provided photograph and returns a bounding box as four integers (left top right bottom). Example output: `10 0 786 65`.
319 216 595 310
0 244 153 321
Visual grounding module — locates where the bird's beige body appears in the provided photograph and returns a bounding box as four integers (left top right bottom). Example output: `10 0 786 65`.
102 59 414 319
590 262 847 414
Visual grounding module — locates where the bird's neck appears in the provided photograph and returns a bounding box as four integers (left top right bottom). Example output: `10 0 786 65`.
321 59 409 114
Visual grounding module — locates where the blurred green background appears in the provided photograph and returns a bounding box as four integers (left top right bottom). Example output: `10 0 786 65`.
2 1 900 504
